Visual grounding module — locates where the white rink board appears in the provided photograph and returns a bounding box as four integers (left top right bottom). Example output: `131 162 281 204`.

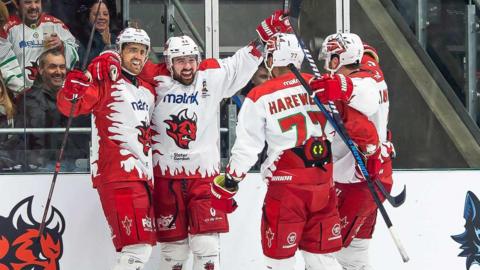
0 171 479 270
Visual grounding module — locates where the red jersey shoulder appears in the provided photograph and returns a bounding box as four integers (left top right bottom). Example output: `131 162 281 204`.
360 54 384 82
4 15 21 33
39 14 69 30
140 61 169 86
138 77 156 97
198 58 221 71
247 72 313 102
351 68 384 83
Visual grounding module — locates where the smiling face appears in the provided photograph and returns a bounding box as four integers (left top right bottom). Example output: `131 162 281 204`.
39 53 66 91
120 42 148 75
171 55 198 85
89 2 110 33
19 0 42 25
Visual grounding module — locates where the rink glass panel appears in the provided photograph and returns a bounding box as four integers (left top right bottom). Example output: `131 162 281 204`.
1 0 478 175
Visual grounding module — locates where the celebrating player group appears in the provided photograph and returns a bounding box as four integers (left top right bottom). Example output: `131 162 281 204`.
57 7 396 270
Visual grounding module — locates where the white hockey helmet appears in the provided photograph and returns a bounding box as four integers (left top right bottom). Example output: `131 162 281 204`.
319 33 364 73
116 27 151 54
264 33 304 72
164 35 201 72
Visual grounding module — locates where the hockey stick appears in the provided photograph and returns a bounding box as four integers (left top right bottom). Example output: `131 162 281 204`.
38 0 103 239
285 0 409 262
284 0 407 207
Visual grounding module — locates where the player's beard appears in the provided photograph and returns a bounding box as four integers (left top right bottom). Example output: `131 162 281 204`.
173 69 195 86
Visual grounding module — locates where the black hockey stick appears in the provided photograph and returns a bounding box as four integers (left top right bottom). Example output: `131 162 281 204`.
37 0 104 239
376 179 406 207
285 0 409 262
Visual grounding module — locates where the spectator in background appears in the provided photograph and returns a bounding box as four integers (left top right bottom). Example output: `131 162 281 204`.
0 73 16 169
0 48 89 171
0 0 23 94
4 0 78 87
75 1 117 66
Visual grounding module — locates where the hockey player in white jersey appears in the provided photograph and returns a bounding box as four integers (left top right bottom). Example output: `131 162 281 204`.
4 0 78 87
0 1 23 94
211 33 381 270
88 9 293 270
313 32 396 270
57 28 156 270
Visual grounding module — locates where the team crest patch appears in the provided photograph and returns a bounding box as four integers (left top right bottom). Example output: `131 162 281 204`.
164 109 198 149
204 260 215 270
0 196 65 269
451 191 480 269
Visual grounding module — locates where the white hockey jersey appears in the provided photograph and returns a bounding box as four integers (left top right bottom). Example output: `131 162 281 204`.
227 72 380 182
5 14 78 87
142 44 263 179
332 55 390 184
228 72 331 180
57 73 156 187
0 35 23 94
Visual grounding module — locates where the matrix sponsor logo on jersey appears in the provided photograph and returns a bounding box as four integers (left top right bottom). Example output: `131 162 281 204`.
451 191 480 270
0 196 65 270
131 99 150 111
163 91 199 105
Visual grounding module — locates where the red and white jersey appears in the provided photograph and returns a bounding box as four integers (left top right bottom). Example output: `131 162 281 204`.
57 73 155 187
227 72 379 182
142 44 262 179
332 54 390 184
5 14 78 87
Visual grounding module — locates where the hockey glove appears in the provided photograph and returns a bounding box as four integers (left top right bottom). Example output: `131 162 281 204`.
355 144 381 181
88 50 121 82
309 74 353 104
62 70 91 101
256 10 293 43
211 174 239 214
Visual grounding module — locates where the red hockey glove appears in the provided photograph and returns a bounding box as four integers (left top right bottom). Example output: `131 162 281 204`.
211 174 239 214
256 10 293 42
309 74 353 103
62 70 91 101
88 50 121 82
366 150 382 181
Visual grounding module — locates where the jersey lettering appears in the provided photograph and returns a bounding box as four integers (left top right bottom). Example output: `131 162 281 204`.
379 89 388 104
19 40 43 49
163 91 199 105
131 100 149 111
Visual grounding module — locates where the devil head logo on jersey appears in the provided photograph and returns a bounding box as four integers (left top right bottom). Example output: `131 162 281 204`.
136 120 152 156
0 196 65 270
451 191 480 269
26 61 39 82
164 109 197 149
203 261 215 270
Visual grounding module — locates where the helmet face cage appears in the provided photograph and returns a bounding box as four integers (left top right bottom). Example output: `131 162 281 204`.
164 35 201 72
319 33 364 73
116 27 151 61
263 33 304 73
